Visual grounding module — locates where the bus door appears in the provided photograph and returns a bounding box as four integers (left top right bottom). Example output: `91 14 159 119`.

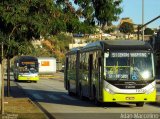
88 54 93 97
76 52 80 95
98 57 102 99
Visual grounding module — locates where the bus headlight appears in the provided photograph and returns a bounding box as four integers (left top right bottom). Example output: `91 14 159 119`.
105 88 115 94
145 87 155 94
104 83 115 94
141 70 151 79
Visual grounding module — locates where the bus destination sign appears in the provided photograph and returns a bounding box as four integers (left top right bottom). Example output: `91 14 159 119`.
111 53 147 58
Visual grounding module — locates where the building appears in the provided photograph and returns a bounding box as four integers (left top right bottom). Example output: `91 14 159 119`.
38 57 56 74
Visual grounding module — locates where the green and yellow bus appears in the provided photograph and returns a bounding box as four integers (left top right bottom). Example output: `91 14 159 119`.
14 56 39 82
64 40 156 107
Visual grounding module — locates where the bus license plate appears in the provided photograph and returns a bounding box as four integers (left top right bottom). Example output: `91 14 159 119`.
126 97 135 100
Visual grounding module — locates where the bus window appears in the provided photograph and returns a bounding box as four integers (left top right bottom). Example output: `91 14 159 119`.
105 57 129 80
105 52 154 81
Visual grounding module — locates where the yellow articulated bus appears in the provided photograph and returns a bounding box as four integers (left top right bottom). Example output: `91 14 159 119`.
64 40 156 107
14 56 39 82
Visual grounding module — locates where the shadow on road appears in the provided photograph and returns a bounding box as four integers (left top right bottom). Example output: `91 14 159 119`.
14 84 136 108
4 79 151 108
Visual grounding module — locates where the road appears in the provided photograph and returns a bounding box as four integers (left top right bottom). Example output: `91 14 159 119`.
16 78 160 119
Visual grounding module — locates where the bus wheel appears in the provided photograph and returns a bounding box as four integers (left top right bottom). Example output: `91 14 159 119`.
136 102 144 107
33 81 37 83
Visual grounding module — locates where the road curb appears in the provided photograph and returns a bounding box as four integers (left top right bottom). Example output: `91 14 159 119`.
15 82 55 119
40 76 64 82
39 75 54 79
156 95 160 104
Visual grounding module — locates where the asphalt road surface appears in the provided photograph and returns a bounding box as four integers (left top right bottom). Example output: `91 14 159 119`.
15 78 160 119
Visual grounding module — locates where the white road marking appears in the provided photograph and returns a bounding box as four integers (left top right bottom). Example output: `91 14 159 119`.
61 94 77 101
48 95 61 100
32 93 44 100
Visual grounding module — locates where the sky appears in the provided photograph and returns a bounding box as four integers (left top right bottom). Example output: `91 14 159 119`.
113 0 160 28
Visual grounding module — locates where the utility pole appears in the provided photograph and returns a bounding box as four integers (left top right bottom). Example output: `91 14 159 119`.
1 42 4 114
142 0 144 41
7 37 11 97
137 15 160 40
7 56 10 97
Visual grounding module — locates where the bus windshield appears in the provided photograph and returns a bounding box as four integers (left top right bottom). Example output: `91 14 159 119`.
18 61 38 74
105 52 154 81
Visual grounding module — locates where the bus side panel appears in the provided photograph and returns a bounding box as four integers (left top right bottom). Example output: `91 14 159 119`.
96 51 103 101
76 51 80 94
67 54 77 93
81 52 89 97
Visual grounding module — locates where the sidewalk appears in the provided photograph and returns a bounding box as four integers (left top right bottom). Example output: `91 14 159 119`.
39 72 64 81
156 86 160 105
2 79 47 119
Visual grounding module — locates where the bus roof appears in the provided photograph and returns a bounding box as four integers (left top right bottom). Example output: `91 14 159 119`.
66 47 82 55
81 40 153 51
16 56 38 62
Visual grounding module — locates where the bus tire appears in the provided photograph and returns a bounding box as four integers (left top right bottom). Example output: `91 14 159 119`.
136 102 144 107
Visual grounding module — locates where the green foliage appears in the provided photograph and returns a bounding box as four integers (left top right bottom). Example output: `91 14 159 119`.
119 22 134 34
73 0 123 30
56 0 96 34
144 28 154 35
49 33 73 52
104 27 116 33
0 0 89 58
28 46 52 57
27 33 74 62
0 0 61 58
93 0 123 29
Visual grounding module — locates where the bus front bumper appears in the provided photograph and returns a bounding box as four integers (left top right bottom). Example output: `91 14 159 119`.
18 75 39 81
103 89 156 102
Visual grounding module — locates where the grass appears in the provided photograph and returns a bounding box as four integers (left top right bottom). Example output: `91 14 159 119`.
3 97 47 119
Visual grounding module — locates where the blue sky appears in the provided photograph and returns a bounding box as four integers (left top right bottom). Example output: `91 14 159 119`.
113 0 160 28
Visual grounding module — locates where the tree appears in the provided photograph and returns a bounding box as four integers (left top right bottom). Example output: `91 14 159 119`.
92 0 123 30
0 0 70 96
0 0 66 56
119 22 134 39
74 0 122 30
56 0 96 34
41 33 74 62
144 28 154 35
57 0 123 31
104 27 116 33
